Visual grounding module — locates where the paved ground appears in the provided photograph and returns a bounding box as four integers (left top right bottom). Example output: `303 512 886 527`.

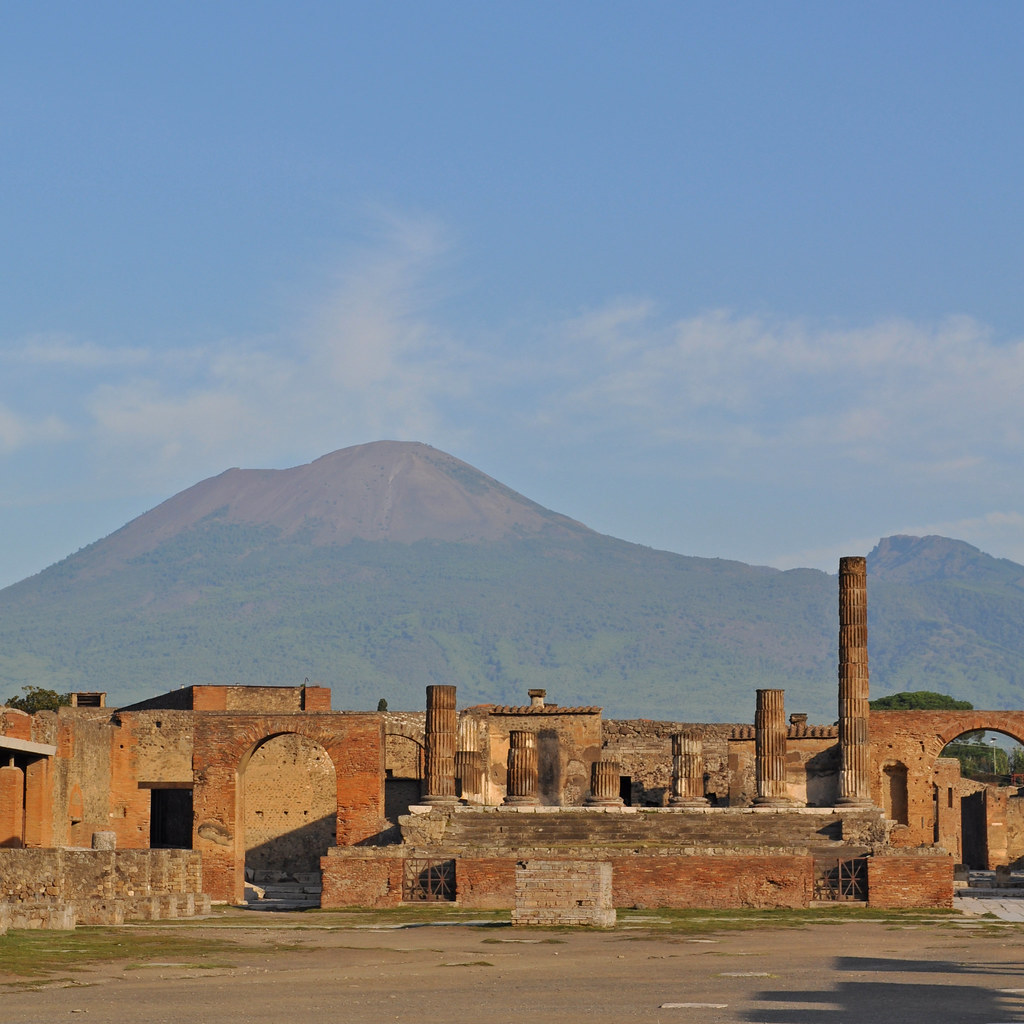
3 909 1024 1024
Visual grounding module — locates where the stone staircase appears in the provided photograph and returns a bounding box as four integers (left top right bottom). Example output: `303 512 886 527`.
244 870 322 911
403 806 876 855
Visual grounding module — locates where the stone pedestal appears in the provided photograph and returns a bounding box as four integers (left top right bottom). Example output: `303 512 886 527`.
837 556 873 807
91 830 117 850
504 730 539 806
754 688 792 806
422 685 458 805
669 732 709 806
586 761 623 806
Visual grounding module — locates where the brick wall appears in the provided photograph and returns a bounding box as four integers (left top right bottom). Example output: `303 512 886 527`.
320 850 404 908
867 852 954 908
612 854 813 909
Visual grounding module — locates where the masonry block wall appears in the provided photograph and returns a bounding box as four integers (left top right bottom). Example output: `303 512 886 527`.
512 860 615 927
0 847 209 927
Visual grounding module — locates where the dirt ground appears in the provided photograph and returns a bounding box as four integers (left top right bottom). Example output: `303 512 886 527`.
3 908 1024 1024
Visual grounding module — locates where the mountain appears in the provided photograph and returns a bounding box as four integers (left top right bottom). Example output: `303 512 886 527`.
1 442 1023 720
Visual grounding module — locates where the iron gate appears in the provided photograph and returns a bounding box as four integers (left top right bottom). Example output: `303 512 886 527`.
402 858 456 902
813 856 868 901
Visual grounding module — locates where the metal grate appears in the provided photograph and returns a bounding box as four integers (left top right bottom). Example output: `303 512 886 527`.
814 856 868 901
402 858 456 902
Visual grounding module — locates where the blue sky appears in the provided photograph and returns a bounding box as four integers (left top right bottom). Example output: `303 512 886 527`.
2 2 1023 588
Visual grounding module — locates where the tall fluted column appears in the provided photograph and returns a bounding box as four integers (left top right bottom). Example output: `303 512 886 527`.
754 689 792 806
422 684 458 805
837 555 873 806
586 760 623 805
454 713 484 804
504 730 539 805
669 732 709 806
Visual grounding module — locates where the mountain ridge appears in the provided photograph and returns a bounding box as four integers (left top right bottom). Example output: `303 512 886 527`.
2 441 1022 719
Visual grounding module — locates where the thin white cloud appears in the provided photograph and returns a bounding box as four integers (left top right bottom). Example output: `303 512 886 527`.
4 217 1023 573
542 305 1024 481
0 403 67 453
16 334 150 369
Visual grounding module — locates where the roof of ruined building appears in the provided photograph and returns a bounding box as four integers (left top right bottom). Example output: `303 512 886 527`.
489 705 602 715
728 724 838 740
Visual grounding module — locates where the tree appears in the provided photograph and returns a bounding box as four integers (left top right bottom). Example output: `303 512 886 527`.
869 691 974 711
376 698 388 712
3 685 72 713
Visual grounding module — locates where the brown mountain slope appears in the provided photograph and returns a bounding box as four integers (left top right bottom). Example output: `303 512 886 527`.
91 441 590 569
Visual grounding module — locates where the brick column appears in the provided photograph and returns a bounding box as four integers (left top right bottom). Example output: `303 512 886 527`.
23 757 53 847
837 556 873 807
422 685 458 805
455 713 485 804
669 732 709 806
586 760 623 805
754 689 791 806
504 730 539 806
0 760 25 847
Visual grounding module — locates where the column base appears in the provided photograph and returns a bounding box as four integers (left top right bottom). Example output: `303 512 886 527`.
585 796 624 807
668 797 709 807
753 796 795 807
503 795 540 806
419 794 459 806
835 796 875 808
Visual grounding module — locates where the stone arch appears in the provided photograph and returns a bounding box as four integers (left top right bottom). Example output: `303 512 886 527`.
240 731 337 880
870 710 1024 856
384 726 426 834
191 714 383 904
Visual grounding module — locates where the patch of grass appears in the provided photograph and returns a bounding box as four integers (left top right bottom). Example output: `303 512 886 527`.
444 960 493 967
0 928 245 981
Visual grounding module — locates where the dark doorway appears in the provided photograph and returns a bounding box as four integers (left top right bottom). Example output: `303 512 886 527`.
150 788 193 849
961 790 988 869
620 775 633 806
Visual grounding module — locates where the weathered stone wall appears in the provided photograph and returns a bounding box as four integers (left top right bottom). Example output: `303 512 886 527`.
1007 794 1024 868
0 847 209 927
383 711 425 777
602 721 734 805
474 706 603 806
512 860 615 927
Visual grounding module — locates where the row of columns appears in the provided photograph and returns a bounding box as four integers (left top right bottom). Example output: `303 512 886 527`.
419 554 872 809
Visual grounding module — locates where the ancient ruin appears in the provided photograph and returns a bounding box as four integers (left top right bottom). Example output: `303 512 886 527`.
4 555 1021 928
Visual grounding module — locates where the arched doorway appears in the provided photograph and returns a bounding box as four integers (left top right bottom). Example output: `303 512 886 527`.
241 733 337 905
937 729 1023 870
385 731 424 841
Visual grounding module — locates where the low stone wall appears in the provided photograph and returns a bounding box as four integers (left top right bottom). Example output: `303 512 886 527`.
0 848 210 929
512 860 615 927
